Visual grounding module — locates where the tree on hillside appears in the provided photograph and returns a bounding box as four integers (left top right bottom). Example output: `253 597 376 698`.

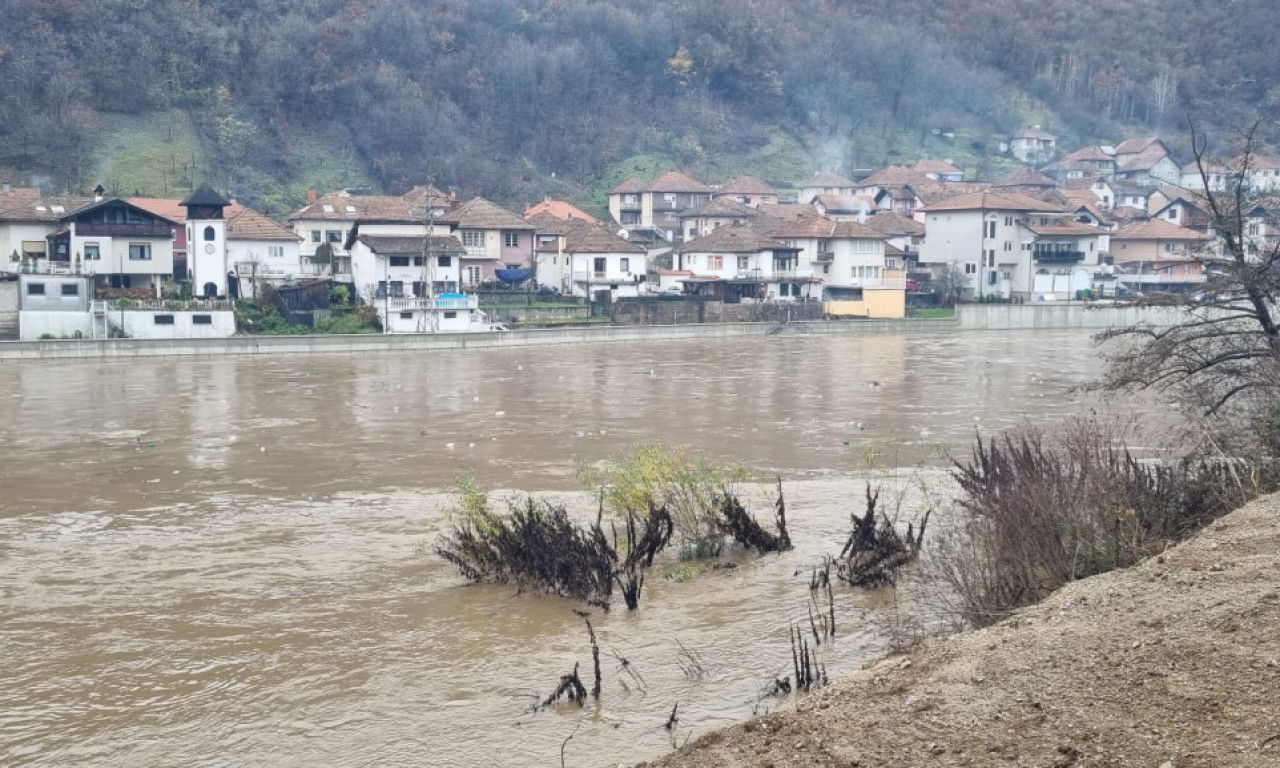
1098 121 1280 424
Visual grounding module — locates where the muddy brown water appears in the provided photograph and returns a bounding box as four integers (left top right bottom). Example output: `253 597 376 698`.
0 330 1142 766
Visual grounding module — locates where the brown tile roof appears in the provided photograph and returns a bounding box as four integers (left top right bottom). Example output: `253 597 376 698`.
524 196 599 223
856 165 932 189
356 234 465 255
993 167 1058 187
909 181 991 206
561 221 646 254
811 194 874 213
400 185 453 209
1115 137 1166 156
911 159 963 175
919 190 1066 213
131 196 247 223
801 170 856 188
863 210 925 237
765 215 885 240
0 194 94 222
1111 218 1210 241
644 170 713 194
756 203 817 220
439 197 534 230
287 191 416 222
679 198 759 219
718 176 777 195
527 211 576 235
608 177 646 195
226 208 302 241
674 223 791 254
1064 147 1115 162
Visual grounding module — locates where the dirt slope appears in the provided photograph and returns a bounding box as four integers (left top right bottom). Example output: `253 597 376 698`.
640 495 1280 767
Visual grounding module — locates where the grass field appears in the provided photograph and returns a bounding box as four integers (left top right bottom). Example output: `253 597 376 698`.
92 110 211 198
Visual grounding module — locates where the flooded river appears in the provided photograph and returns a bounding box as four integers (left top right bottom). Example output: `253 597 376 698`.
1 330 1133 766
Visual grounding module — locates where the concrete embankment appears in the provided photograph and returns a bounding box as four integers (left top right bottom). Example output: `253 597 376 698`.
0 302 1187 360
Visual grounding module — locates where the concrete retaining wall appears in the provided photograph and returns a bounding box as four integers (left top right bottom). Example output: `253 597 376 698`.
955 302 1188 330
0 318 953 360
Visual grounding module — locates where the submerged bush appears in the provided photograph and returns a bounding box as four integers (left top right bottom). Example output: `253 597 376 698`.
927 415 1263 628
576 442 748 553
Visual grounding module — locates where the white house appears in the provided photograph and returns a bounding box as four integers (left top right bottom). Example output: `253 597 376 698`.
1010 125 1058 164
225 208 304 296
348 232 488 333
559 221 648 300
668 222 812 302
766 215 895 300
796 170 857 204
918 190 1105 299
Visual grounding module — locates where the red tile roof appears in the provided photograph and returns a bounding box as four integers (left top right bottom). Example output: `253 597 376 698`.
644 170 713 193
766 215 885 240
718 176 777 195
1111 218 1210 241
524 197 599 223
226 207 302 241
919 190 1066 213
801 170 856 188
674 223 790 253
911 159 963 175
608 177 647 195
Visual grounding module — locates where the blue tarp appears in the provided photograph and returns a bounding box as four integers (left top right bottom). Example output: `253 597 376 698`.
494 268 531 283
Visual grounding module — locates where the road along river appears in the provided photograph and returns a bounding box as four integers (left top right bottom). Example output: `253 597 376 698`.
0 329 1146 766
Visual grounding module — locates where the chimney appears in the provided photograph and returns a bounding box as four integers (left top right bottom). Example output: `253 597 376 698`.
307 188 317 204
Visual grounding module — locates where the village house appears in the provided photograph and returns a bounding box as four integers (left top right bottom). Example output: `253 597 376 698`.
606 170 714 243
524 196 599 223
437 196 536 288
715 176 779 207
665 222 811 302
796 170 857 204
1113 137 1181 187
917 190 1105 300
1010 125 1058 164
766 215 903 316
527 212 577 293
910 159 965 182
552 221 648 301
1109 217 1210 293
346 233 483 333
678 198 759 242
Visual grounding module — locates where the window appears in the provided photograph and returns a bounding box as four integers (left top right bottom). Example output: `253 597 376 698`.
465 265 482 285
154 314 175 325
439 255 452 267
664 211 676 221
709 255 723 269
389 281 404 297
620 258 630 272
203 226 216 241
817 238 833 254
84 243 100 260
376 281 387 298
851 239 877 253
268 245 283 258
193 315 212 325
985 221 996 238
413 256 424 267
326 230 342 243
964 263 977 274
737 256 749 270
129 243 151 261
462 231 485 248
443 311 457 319
1004 241 1012 251
1167 209 1177 219
311 230 321 243
61 283 79 296
1004 216 1013 226
400 311 413 319
389 256 411 267
21 240 46 259
504 232 519 248
26 282 45 296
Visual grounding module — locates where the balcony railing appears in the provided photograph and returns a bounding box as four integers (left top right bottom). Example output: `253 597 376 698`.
618 200 641 211
386 296 479 310
75 222 175 238
814 250 834 262
104 298 235 311
572 271 639 285
1034 250 1086 263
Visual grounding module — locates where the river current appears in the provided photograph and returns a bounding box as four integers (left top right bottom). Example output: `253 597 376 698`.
0 329 1133 766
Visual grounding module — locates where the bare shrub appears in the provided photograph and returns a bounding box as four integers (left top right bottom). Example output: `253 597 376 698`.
926 414 1263 628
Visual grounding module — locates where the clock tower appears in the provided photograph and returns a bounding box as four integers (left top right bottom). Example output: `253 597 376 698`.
181 183 231 298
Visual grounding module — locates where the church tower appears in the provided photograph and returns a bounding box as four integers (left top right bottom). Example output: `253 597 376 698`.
181 183 231 298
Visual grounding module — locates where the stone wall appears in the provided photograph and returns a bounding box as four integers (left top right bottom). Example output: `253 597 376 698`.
609 297 823 326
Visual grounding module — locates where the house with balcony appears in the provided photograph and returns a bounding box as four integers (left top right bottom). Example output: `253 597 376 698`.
606 170 714 244
437 197 536 288
1 191 91 273
286 186 452 280
765 215 902 316
917 190 1106 299
348 232 488 332
1009 125 1058 164
224 207 305 296
797 170 858 204
667 223 811 302
862 210 926 267
1109 218 1210 293
716 176 779 207
45 197 179 292
555 221 648 301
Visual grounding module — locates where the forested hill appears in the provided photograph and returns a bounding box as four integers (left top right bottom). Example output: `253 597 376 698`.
2 0 1276 212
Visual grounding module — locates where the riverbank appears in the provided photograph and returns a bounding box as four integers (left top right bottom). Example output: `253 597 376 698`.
640 492 1280 767
0 302 1186 360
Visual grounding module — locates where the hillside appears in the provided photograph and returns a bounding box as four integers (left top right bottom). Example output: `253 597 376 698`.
2 0 1277 212
642 491 1280 767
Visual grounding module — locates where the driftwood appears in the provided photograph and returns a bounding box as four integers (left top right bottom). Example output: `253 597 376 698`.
836 484 929 588
543 662 588 707
790 623 826 692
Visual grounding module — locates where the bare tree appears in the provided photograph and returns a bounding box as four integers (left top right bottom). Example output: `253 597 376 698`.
1098 121 1280 416
931 260 967 307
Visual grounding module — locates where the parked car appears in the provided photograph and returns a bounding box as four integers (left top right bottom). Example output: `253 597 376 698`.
905 279 923 292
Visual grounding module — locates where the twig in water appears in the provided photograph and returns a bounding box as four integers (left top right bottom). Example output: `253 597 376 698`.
665 701 679 731
560 723 580 768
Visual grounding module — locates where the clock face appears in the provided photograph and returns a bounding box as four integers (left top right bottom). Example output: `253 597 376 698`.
204 243 216 254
